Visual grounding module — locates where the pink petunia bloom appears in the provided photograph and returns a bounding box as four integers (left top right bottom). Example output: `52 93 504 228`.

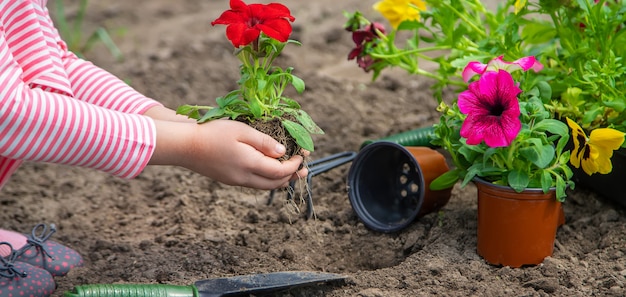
458 70 522 147
211 0 295 48
462 55 543 82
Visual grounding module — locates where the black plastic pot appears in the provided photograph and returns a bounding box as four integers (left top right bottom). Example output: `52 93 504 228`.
572 148 626 208
346 141 451 233
268 126 451 232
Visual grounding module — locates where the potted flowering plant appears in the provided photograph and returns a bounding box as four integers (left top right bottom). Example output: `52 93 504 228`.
177 0 323 159
344 0 626 206
430 56 575 200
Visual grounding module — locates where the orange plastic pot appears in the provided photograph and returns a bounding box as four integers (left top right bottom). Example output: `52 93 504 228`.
474 178 562 268
404 146 452 217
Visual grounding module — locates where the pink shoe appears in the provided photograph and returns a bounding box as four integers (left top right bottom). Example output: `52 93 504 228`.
13 224 83 277
0 242 56 297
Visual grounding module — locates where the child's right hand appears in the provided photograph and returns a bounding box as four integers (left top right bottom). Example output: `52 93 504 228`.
148 118 307 190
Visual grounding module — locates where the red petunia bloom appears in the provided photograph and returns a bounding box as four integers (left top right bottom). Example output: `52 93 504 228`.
211 0 295 48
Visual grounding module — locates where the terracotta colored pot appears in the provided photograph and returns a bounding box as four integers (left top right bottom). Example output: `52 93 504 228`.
474 178 562 268
404 146 452 217
347 142 452 233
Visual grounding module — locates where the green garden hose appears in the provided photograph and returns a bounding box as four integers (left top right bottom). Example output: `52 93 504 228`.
64 284 199 297
360 125 436 149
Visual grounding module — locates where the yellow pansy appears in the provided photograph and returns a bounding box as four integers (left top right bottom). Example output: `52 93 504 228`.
373 0 427 29
566 118 625 175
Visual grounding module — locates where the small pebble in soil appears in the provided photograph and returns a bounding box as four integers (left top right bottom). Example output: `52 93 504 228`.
523 277 559 294
356 288 385 297
280 248 296 261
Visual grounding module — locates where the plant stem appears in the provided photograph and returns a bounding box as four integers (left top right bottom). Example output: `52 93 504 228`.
371 45 451 59
441 1 486 39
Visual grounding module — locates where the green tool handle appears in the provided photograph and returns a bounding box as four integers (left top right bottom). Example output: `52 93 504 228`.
360 125 436 149
63 284 200 297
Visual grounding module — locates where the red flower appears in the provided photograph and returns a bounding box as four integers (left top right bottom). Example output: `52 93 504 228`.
211 0 295 48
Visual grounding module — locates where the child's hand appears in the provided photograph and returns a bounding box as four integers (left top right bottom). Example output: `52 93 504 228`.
149 118 307 190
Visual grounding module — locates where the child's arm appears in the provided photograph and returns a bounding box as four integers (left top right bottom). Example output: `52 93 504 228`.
55 36 165 116
50 17 193 123
0 63 156 180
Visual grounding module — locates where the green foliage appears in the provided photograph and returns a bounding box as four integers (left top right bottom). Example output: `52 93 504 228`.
176 35 323 152
53 0 124 61
430 81 574 201
347 0 626 132
345 0 626 200
525 0 626 131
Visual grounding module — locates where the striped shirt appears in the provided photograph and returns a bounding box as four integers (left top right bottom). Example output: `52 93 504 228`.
0 0 162 189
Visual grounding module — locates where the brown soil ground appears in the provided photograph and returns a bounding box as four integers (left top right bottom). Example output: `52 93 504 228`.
2 0 625 296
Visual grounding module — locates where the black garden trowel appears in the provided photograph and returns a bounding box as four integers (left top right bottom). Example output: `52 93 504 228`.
63 271 348 297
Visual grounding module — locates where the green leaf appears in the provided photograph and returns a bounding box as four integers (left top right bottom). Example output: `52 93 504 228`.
524 137 543 148
216 91 242 107
535 81 552 102
556 135 569 156
521 21 556 44
582 107 602 125
461 164 483 187
247 96 263 119
450 54 491 69
555 175 566 202
256 78 268 91
429 169 460 190
281 97 301 109
561 87 582 102
533 119 568 136
562 159 574 180
397 20 421 31
541 170 553 193
290 74 305 94
176 105 198 118
198 108 225 123
558 149 570 165
522 143 555 168
603 99 626 113
507 169 530 192
482 148 497 167
282 120 314 152
291 110 324 134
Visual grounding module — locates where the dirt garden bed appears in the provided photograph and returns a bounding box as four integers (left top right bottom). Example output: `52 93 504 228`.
1 0 625 296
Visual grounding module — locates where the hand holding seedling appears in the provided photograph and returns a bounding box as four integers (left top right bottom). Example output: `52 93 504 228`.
147 114 307 190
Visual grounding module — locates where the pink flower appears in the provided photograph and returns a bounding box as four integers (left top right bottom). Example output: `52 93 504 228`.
462 55 543 82
458 70 522 147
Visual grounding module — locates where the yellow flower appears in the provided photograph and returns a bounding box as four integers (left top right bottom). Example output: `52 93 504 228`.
514 0 527 14
566 118 625 175
373 0 426 29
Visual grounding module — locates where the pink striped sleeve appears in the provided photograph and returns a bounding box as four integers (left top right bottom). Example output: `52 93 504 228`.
0 37 156 180
42 6 163 114
63 55 162 114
